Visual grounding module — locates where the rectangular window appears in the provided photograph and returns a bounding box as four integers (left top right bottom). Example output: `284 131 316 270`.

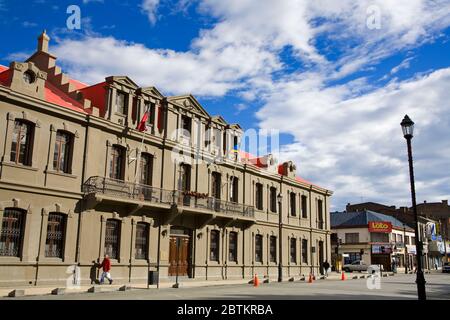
116 91 127 115
104 219 121 259
370 233 389 243
180 164 191 206
344 253 361 264
290 192 296 216
269 236 277 263
181 115 191 136
210 230 220 261
301 195 308 218
302 239 308 263
230 177 238 203
0 209 26 257
45 213 66 258
345 233 359 244
405 236 410 245
214 129 221 149
255 235 263 263
135 223 149 260
255 183 263 210
228 232 237 262
10 120 33 166
139 153 153 185
290 238 297 263
53 131 73 173
318 199 324 228
109 145 125 180
144 102 155 126
270 187 277 213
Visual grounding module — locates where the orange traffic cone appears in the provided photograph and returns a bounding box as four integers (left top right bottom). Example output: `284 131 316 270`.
341 271 346 281
308 274 313 283
253 274 259 287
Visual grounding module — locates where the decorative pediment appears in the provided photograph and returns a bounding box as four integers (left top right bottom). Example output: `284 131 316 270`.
106 76 139 89
168 94 210 118
211 115 228 126
137 86 164 99
228 123 243 131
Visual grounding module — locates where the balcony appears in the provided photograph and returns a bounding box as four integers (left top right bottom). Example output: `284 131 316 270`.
82 176 255 220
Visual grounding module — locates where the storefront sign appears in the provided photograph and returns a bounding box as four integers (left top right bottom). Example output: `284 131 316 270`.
406 244 416 255
371 244 392 254
368 221 392 233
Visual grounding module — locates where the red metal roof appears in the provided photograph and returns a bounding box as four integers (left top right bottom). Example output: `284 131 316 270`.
44 81 89 114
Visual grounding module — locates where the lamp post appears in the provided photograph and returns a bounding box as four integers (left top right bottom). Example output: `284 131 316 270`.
400 115 426 300
277 193 283 282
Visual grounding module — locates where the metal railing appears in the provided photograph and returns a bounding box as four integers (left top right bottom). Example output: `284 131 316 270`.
83 176 255 218
83 176 175 205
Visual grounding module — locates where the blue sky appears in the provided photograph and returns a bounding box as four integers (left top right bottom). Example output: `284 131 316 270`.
1 0 450 210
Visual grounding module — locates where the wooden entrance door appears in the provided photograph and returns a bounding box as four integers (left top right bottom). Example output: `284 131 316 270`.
169 235 191 276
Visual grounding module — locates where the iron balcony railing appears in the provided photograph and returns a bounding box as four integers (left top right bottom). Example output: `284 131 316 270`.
83 176 175 205
83 176 255 218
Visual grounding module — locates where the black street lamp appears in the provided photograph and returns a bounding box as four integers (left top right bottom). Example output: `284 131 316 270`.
277 193 283 282
400 115 426 300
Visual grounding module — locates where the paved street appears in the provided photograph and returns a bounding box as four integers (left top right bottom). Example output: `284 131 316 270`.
6 273 449 300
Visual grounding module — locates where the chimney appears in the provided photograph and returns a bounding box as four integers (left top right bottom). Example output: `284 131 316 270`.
38 30 50 53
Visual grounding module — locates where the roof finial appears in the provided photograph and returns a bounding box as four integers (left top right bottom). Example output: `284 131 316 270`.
38 30 50 53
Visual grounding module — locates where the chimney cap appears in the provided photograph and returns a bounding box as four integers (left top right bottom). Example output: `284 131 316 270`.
38 30 50 53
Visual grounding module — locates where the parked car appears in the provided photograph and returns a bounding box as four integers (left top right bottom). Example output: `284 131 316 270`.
343 260 384 273
443 262 450 273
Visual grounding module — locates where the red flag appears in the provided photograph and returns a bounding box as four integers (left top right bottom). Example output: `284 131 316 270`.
137 111 149 132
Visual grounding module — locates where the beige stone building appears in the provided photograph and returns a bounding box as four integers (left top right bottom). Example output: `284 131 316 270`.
0 32 332 287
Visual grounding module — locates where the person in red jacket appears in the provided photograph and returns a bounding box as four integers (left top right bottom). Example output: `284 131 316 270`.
98 254 113 285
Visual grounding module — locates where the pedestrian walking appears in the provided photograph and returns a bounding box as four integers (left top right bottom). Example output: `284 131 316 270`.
322 260 330 276
98 254 113 285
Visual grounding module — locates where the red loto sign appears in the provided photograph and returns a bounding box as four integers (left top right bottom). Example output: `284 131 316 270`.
368 221 392 233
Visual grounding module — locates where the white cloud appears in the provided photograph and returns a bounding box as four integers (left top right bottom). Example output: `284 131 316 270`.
257 68 450 209
83 0 104 4
390 57 414 75
141 0 160 25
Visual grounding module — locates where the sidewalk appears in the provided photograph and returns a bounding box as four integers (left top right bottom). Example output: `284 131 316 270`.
0 272 397 298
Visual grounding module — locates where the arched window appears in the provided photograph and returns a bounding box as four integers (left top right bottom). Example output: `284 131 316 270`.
255 234 263 263
135 222 149 260
290 192 297 216
228 232 237 262
269 236 277 263
290 238 297 263
0 208 26 257
109 145 125 180
139 153 153 186
210 230 220 261
255 183 263 210
269 187 277 213
45 213 66 258
105 219 121 259
53 131 74 174
10 120 34 166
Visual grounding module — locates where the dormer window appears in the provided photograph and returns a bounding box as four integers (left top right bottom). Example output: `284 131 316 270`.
23 70 35 84
116 91 127 115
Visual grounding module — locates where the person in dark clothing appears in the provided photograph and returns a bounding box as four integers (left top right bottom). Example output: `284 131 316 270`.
323 260 330 276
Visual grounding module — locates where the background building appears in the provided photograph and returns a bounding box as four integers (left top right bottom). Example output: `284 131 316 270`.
331 210 416 272
347 201 449 269
0 32 332 287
